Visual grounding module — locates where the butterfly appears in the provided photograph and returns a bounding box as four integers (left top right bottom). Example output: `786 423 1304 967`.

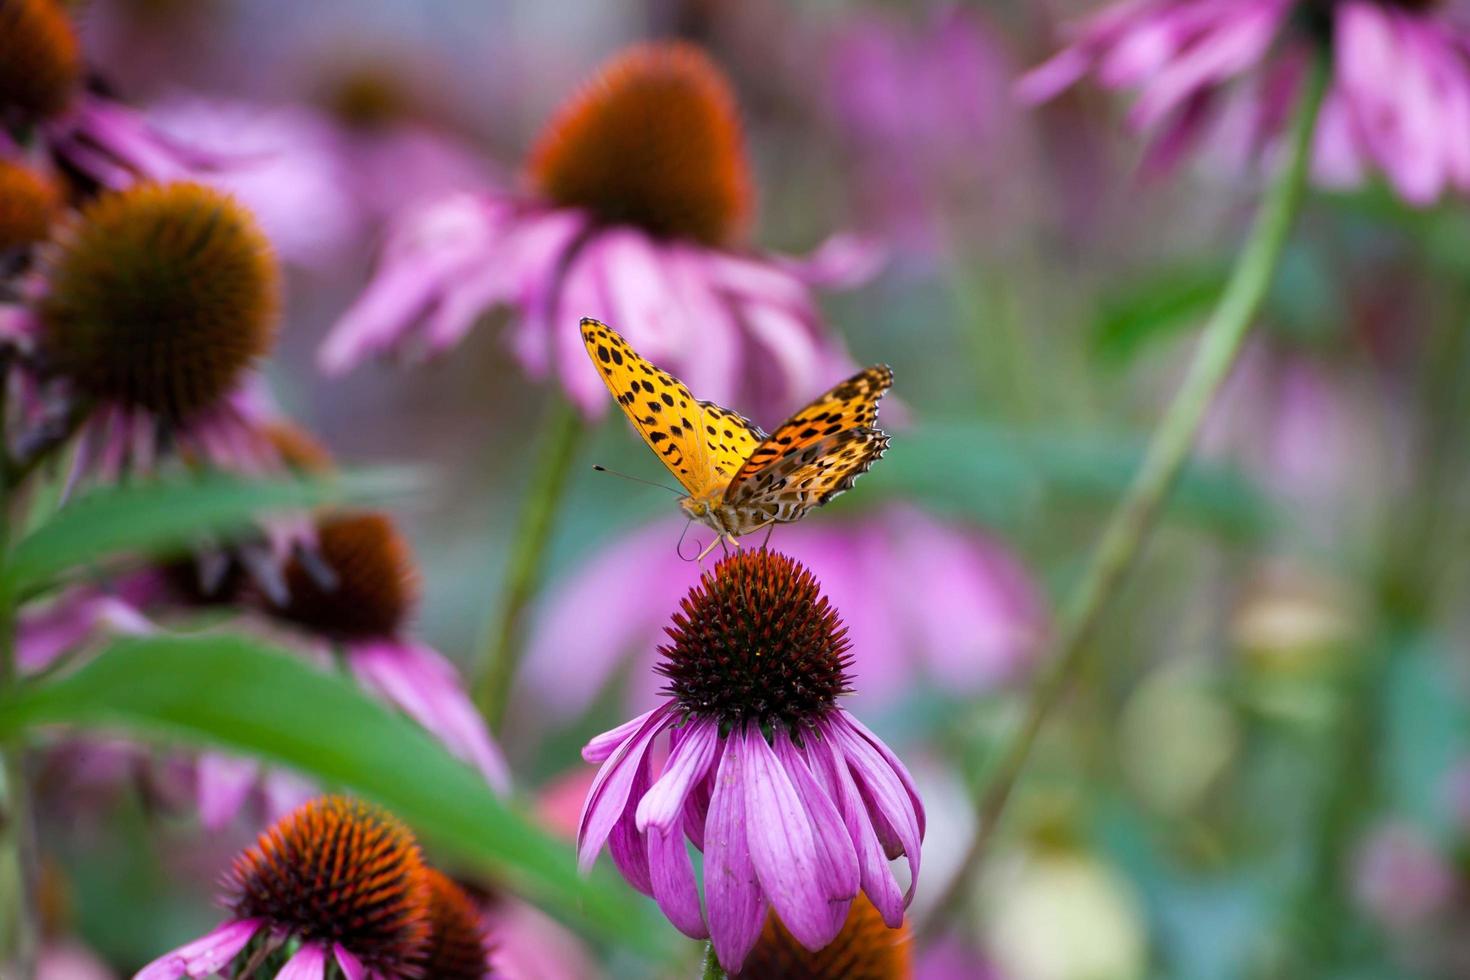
581 317 891 557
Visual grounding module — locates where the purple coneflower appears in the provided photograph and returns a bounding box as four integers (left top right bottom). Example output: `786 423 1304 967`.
522 507 1046 723
0 0 220 191
261 511 509 794
137 796 434 980
578 550 923 973
3 181 290 488
1020 0 1470 204
322 41 877 418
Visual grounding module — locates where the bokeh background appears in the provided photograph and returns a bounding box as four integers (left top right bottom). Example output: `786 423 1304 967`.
34 0 1470 977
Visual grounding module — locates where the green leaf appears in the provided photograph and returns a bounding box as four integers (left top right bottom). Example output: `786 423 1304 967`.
3 470 416 595
0 634 668 955
1092 262 1229 367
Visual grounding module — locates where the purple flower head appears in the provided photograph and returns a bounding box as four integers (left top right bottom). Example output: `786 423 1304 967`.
523 507 1047 723
321 41 880 420
257 512 510 798
577 550 924 973
3 181 296 492
1020 0 1470 204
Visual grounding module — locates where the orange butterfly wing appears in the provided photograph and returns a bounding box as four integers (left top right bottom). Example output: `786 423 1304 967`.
582 318 758 497
723 365 892 516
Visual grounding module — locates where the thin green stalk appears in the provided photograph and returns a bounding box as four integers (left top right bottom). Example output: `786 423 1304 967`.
700 943 726 980
919 51 1330 938
474 397 585 732
0 426 36 976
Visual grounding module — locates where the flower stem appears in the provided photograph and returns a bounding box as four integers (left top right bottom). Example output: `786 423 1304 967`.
921 50 1329 937
699 943 727 980
474 396 585 731
0 404 37 976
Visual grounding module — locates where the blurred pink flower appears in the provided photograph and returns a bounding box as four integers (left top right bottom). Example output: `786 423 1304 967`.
1353 821 1458 932
521 506 1046 723
144 97 489 271
321 42 879 420
41 94 225 192
37 941 114 980
578 550 923 972
826 5 1016 257
1199 341 1368 505
1020 0 1470 204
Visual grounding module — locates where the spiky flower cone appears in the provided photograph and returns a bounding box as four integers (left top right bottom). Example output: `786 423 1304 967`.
225 796 431 977
279 512 420 640
529 41 751 246
735 896 913 980
0 159 60 252
38 182 279 421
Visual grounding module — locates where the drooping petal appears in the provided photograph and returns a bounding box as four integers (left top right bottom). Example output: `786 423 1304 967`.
636 718 719 832
583 707 659 764
331 946 366 980
827 714 923 905
577 702 674 870
836 710 927 837
704 726 765 972
608 754 654 896
808 730 905 928
775 730 861 937
648 821 708 939
273 942 327 980
348 640 510 791
134 918 262 980
743 726 845 951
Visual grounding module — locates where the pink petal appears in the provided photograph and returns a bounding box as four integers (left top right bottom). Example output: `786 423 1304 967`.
636 719 719 832
648 821 708 939
774 730 861 937
704 727 766 972
349 640 510 792
134 918 261 980
577 703 674 871
827 714 923 905
273 942 327 980
331 946 365 980
583 707 659 764
195 753 260 831
742 726 845 951
807 733 905 928
608 755 654 896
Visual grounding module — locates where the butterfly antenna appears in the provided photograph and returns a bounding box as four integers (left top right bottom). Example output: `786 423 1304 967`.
592 464 683 495
676 519 702 562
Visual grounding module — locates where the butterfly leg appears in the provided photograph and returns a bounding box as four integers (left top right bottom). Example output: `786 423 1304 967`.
759 522 776 551
695 535 724 564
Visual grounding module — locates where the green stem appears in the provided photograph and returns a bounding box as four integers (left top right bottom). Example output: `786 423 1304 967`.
473 397 585 732
700 943 727 980
919 50 1330 939
0 439 36 976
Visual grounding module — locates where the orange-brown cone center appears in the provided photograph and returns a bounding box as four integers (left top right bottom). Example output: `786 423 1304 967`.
412 870 494 980
528 41 752 247
736 895 913 980
226 796 431 977
279 512 419 640
0 160 60 252
38 182 279 421
0 0 82 121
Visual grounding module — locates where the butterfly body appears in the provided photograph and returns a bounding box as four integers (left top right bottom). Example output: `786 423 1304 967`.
582 317 891 548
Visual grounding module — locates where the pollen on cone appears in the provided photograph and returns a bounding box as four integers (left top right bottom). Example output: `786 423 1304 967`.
225 796 432 977
736 895 913 980
279 512 420 639
528 41 752 247
411 870 495 980
0 160 60 252
0 0 82 121
38 182 279 421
